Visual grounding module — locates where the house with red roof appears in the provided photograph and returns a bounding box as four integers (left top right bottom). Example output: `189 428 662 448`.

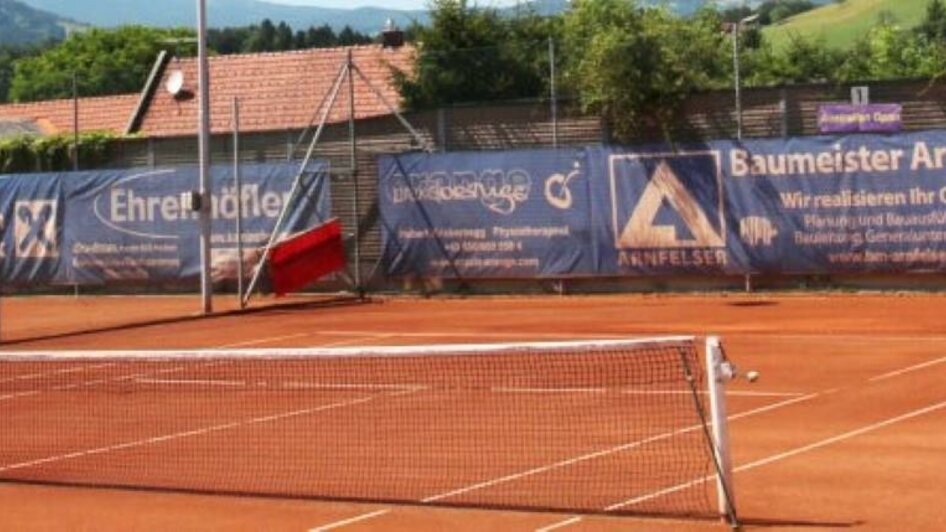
0 42 413 141
0 94 140 139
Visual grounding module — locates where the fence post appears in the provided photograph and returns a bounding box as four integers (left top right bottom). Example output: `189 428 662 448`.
437 107 447 152
549 36 558 148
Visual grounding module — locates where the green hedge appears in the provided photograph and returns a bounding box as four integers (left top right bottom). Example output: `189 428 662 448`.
0 132 120 173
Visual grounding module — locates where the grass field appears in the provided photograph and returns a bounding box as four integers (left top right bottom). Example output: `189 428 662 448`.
763 0 930 50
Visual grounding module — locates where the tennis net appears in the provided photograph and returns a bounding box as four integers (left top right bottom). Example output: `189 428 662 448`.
0 337 736 520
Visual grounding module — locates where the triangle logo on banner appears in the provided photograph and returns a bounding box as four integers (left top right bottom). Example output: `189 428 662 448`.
618 160 724 248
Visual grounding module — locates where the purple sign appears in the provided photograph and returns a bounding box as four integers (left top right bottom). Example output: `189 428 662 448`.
818 103 902 133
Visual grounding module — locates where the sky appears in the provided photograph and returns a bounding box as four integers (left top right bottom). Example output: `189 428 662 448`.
268 0 524 10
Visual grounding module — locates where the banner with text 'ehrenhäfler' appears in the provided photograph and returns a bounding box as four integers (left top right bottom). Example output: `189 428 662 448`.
0 161 329 286
380 130 946 278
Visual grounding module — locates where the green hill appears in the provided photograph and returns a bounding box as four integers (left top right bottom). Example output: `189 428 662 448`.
762 0 930 50
0 0 76 46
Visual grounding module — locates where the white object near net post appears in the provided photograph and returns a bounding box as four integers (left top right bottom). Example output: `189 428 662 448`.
705 336 738 525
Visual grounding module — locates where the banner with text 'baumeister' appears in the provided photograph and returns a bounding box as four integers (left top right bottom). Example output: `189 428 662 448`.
381 130 946 277
0 161 329 286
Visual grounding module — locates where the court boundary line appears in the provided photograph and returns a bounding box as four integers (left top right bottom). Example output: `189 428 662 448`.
537 396 946 530
311 330 946 342
0 335 403 469
869 354 946 382
303 392 820 531
0 393 387 473
308 509 392 532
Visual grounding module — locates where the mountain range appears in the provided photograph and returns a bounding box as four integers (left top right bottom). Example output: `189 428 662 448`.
16 0 428 34
0 0 79 46
12 0 713 35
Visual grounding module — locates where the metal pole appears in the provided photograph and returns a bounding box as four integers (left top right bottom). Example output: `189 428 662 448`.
732 25 741 141
72 72 79 171
733 14 758 141
241 61 349 307
196 0 213 314
72 71 81 298
233 97 244 309
549 36 558 148
351 65 432 151
347 49 361 292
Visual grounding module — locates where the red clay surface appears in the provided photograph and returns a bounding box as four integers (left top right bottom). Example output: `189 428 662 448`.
1 292 945 531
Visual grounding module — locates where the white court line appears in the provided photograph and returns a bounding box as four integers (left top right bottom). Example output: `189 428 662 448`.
308 333 398 348
537 397 946 530
869 354 946 382
215 333 311 348
305 393 820 532
314 330 628 340
1 334 404 463
305 334 940 531
308 509 392 532
131 379 425 392
1 334 395 401
312 330 946 342
0 363 116 384
621 389 804 398
283 382 425 391
495 387 803 398
731 398 946 472
0 394 383 473
611 398 946 511
0 363 219 402
535 516 583 532
134 378 246 387
493 387 608 394
422 393 817 504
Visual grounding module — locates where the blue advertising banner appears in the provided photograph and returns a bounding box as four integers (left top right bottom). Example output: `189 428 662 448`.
379 149 592 278
0 173 64 285
0 161 329 286
380 130 946 278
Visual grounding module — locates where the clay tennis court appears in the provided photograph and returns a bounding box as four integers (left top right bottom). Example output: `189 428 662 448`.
1 292 944 531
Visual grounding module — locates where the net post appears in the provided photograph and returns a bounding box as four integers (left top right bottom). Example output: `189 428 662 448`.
705 336 738 525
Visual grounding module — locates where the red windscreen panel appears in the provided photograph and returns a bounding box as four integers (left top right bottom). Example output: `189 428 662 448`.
269 218 346 296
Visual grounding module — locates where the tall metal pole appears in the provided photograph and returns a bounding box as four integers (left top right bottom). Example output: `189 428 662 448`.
733 14 758 141
72 72 79 171
347 49 361 293
732 25 742 141
71 71 81 298
233 97 244 309
197 0 213 314
549 36 558 148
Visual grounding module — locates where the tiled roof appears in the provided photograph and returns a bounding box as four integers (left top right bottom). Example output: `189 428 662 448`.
138 44 414 138
0 94 139 136
0 117 47 139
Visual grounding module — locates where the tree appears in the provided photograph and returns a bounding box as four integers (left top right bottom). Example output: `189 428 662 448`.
304 25 337 47
560 0 728 142
756 0 815 25
207 21 371 55
918 0 946 43
0 44 45 103
244 19 278 52
208 27 252 55
838 22 946 81
274 21 295 51
395 0 555 109
8 26 196 103
744 35 844 85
